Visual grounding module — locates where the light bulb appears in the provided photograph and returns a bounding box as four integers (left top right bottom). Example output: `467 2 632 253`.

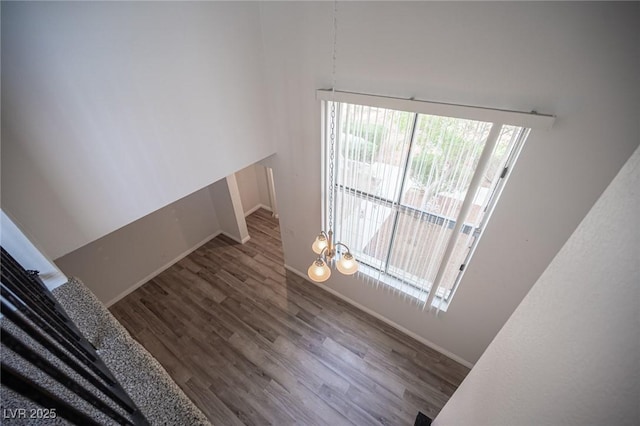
312 234 328 255
307 258 331 282
336 252 358 275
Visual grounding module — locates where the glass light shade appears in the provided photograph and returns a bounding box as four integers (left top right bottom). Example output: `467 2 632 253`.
307 259 331 282
312 234 328 255
336 252 358 275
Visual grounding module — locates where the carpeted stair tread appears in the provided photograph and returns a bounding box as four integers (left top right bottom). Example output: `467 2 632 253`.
1 278 211 425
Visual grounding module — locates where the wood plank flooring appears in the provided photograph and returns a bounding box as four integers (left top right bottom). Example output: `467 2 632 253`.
110 209 469 425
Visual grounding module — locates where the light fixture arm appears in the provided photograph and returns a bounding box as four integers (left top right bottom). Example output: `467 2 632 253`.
333 241 352 254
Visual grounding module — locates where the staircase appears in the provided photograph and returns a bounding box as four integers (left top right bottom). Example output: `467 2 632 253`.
1 277 210 425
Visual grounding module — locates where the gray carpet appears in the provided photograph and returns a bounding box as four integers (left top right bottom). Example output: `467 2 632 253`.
1 278 211 425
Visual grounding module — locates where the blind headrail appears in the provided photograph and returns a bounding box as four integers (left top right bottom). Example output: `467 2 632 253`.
316 89 555 130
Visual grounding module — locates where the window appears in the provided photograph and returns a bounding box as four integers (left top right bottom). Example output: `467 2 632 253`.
319 91 553 311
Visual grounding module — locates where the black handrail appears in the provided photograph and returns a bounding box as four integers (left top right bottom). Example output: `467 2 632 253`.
1 246 149 425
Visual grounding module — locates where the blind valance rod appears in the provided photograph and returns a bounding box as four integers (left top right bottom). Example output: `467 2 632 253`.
316 89 555 130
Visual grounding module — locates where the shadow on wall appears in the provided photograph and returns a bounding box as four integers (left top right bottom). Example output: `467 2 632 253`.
54 182 224 305
54 159 279 308
1 136 87 262
235 162 278 219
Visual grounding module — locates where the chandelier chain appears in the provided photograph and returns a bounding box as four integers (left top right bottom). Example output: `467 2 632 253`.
328 0 338 233
331 0 337 94
308 0 358 282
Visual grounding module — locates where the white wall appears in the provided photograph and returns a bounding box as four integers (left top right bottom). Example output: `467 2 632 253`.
208 175 249 244
434 145 640 426
259 2 640 364
1 2 275 260
1 211 67 290
235 163 272 216
256 166 272 210
55 184 222 305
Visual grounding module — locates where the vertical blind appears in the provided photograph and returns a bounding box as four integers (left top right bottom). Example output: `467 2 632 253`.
321 91 553 312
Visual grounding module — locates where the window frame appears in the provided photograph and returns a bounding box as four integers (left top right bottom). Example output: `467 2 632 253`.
318 90 554 309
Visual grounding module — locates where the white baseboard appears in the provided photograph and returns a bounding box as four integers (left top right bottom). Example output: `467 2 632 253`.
220 231 251 245
284 264 474 369
104 230 222 307
244 203 272 217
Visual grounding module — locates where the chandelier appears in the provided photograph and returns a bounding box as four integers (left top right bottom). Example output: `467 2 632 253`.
307 0 358 283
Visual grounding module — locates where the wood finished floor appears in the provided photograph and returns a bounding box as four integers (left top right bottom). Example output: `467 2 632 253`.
110 209 469 425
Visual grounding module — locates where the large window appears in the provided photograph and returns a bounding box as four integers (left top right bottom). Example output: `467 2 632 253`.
320 91 553 311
